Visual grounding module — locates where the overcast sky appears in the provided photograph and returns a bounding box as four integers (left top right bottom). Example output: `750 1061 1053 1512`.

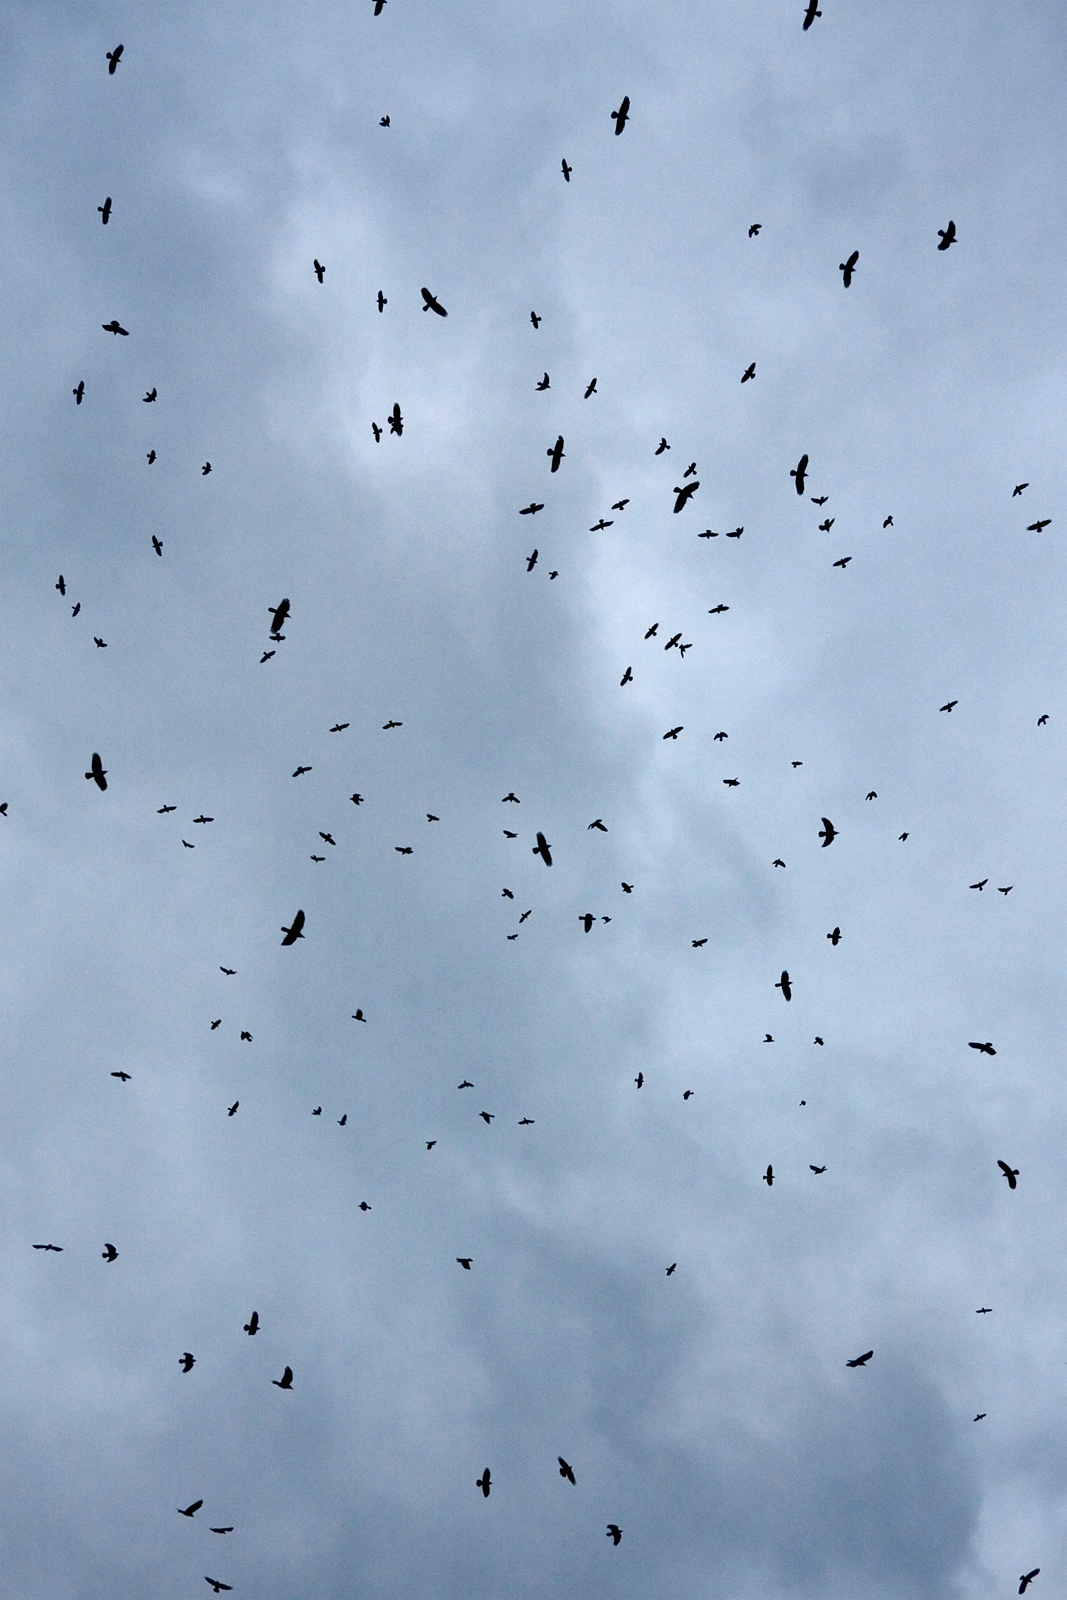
1 1 1065 1597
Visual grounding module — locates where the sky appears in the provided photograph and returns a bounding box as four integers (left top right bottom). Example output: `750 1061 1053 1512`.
0 1 1065 1596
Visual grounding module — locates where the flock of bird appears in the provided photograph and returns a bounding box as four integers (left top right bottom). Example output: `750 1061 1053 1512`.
17 5 1053 1594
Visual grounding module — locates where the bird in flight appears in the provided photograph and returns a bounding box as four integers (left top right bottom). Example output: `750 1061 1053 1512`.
547 435 565 472
94 636 107 648
476 1469 491 1497
846 1351 874 1367
819 817 837 846
645 624 659 638
584 378 597 398
530 311 541 328
350 793 364 805
376 290 388 314
832 556 851 568
762 1166 774 1186
178 1501 203 1518
937 220 957 250
329 723 349 734
143 388 157 403
371 422 382 442
810 1166 827 1174
714 731 729 741
827 927 841 945
1019 1572 1040 1594
388 403 403 436
458 1080 473 1089
244 1311 259 1335
152 536 163 555
72 379 86 408
194 815 213 825
85 752 108 791
313 259 325 283
395 846 413 855
147 450 156 463
561 160 572 182
997 1160 1019 1189
558 1457 576 1484
281 910 306 945
102 1243 118 1261
655 437 670 454
940 700 958 713
692 938 707 948
272 1367 294 1389
883 515 893 527
112 1070 132 1080
457 1258 472 1269
607 1524 623 1545
1028 520 1052 532
635 1072 644 1088
776 971 792 1001
839 250 858 287
773 859 785 868
220 967 236 976
373 0 387 13
974 1414 985 1421
621 882 633 892
33 1244 63 1251
611 96 630 134
865 791 877 801
204 1581 232 1594
723 778 739 787
180 1352 196 1372
590 518 613 531
749 222 761 236
998 886 1013 894
790 454 809 494
56 575 66 594
421 288 447 316
210 1529 234 1536
970 879 987 891
612 499 629 511
479 1111 494 1124
967 1041 997 1056
227 1101 239 1116
292 766 311 777
518 1117 534 1125
976 1307 992 1314
268 598 290 635
106 44 123 72
520 502 544 516
579 914 595 931
211 1020 221 1030
380 115 390 127
352 1009 366 1021
1038 714 1049 725
536 373 550 391
802 0 821 27
526 549 538 571
98 197 112 224
102 320 128 336
673 481 699 512
533 832 552 865
620 666 633 686
663 726 683 740
741 362 756 382
202 462 212 475
819 518 834 531
383 719 402 729
1013 483 1028 496
588 819 608 832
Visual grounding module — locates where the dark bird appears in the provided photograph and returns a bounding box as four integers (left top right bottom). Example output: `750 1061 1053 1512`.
561 160 572 182
839 250 858 287
810 1166 827 1174
621 882 633 892
179 1501 203 1518
827 927 841 945
383 720 402 729
536 373 550 390
1020 1572 1040 1594
210 1530 233 1536
997 1160 1019 1189
193 815 213 825
672 480 699 512
663 726 683 739
426 1141 436 1149
846 1351 874 1367
547 435 565 471
749 223 761 236
580 914 595 932
244 1312 259 1335
73 381 85 404
588 819 608 832
899 833 908 841
147 450 156 463
970 879 987 891
607 1525 623 1545
0 804 6 815
819 518 835 531
1028 520 1052 532
377 291 387 312
143 388 157 403
530 311 541 328
33 1244 62 1251
726 526 743 538
584 378 597 397
526 549 539 571
102 320 128 336
111 1070 132 1080
1013 483 1029 496
590 518 613 531
457 1258 472 1269
479 1111 494 1124
620 666 633 686
976 1307 992 1314
204 1582 232 1594
503 830 517 837
714 730 729 740
776 971 792 1001
611 96 630 134
819 817 837 847
518 1117 534 1125
211 1020 221 1030
667 1261 678 1272
421 288 447 317
645 623 659 638
520 502 544 515
883 515 893 527
502 888 514 899
635 1073 644 1088
98 197 112 224
292 766 311 778
272 1367 293 1389
94 637 107 648
359 1201 370 1210
281 910 306 945
371 422 382 442
832 556 851 568
741 362 756 382
558 1457 576 1484
802 0 821 28
380 115 390 127
792 760 802 767
969 1042 996 1055
269 598 290 634
866 792 877 801
683 1091 693 1100
395 846 413 854
534 832 553 865
373 0 387 13
814 1036 824 1045
352 1010 366 1021
477 1469 491 1497
773 859 786 868
240 1033 252 1041
940 701 957 713
974 1414 985 1421
220 968 236 976
388 403 403 436
458 1081 473 1089
655 437 670 454
723 778 739 788
998 886 1013 894
56 575 66 594
937 220 957 250
1038 714 1049 725
180 1352 196 1371
102 1243 118 1261
183 840 195 848
85 752 107 791
764 1035 774 1043
762 1165 773 1186
612 499 629 510
314 259 325 282
351 794 364 805
790 454 808 494
152 536 163 555
227 1102 239 1116
692 938 707 948
106 44 123 72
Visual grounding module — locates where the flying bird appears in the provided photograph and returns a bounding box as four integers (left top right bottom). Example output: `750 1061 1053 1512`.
810 1166 827 1174
970 879 987 890
102 320 128 336
773 859 785 868
580 914 595 931
937 220 957 250
281 910 306 945
380 115 390 126
111 1070 132 1080
790 454 808 494
33 1244 62 1251
180 1352 195 1371
763 1166 773 1186
534 832 553 865
313 259 325 282
588 819 608 832
584 378 597 397
72 380 85 404
655 437 670 454
726 526 743 538
211 1020 220 1030
819 518 835 531
802 0 821 27
193 815 213 825
102 1243 118 1261
635 1073 644 1088
974 1414 985 1421
383 720 402 729
388 403 403 436
590 519 613 531
426 1141 436 1149
827 927 841 945
152 536 163 555
866 792 876 801
663 727 683 739
244 1312 259 1335
547 435 565 471
377 291 387 312
976 1307 992 1314
846 1351 874 1367
611 96 630 134
940 700 958 713
268 598 290 634
612 499 629 510
672 480 699 512
714 730 729 740
350 794 364 804
94 636 107 647
526 549 538 571
621 883 633 892
741 362 756 382
998 886 1013 894
645 623 659 638
479 1111 494 1123
227 1101 239 1116
530 311 541 328
395 846 413 855
518 1117 534 1125
220 967 236 975
458 1081 473 1089
561 160 572 182
179 1501 203 1518
558 1457 576 1484
832 556 851 568
839 250 858 286
620 667 633 685
883 515 893 526
210 1530 234 1536
85 752 107 791
98 197 112 224
373 0 387 13
475 1467 491 1496
371 422 382 442
997 1160 1019 1189
1038 714 1049 725
147 450 156 463
819 817 837 846
201 462 211 475
292 766 311 777
56 575 66 594
1028 520 1052 532
607 1525 623 1545
776 971 792 1001
421 288 447 316
520 502 544 515
272 1367 293 1389
1013 483 1029 496
352 1009 366 1021
204 1582 232 1594
240 1032 252 1041
536 373 550 390
692 939 707 948
457 1258 472 1269
968 1041 996 1055
1020 1572 1040 1594
143 388 157 403
749 222 761 236
106 44 123 72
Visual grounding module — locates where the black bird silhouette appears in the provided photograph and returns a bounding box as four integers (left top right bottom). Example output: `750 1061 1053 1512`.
558 1457 576 1484
937 220 957 250
790 454 808 494
714 731 729 741
590 518 613 531
530 311 541 328
621 883 633 892
749 223 761 236
620 666 633 685
588 819 608 832
376 290 387 313
1013 483 1029 496
244 1312 259 1335
997 1160 1019 1189
773 859 785 868
635 1073 644 1088
292 766 311 777
611 96 630 134
281 910 306 945
147 450 156 463
352 1009 366 1021
883 515 893 526
655 437 670 454
210 1529 234 1536
612 499 629 510
726 526 743 538
98 197 112 223
479 1111 494 1124
819 817 836 847
723 778 739 788
974 1414 985 1421
1028 520 1052 532
692 939 707 948
584 378 597 398
383 720 402 729
645 624 659 638
833 556 851 568
106 44 123 72
180 1352 195 1371
183 840 195 847
112 1070 132 1080
318 832 336 846
33 1244 62 1251
970 879 987 891
158 804 176 814
56 575 66 594
776 971 792 1001
102 320 128 336
741 362 756 382
607 1525 623 1545
388 403 403 436
395 846 413 855
457 1258 472 1269
562 160 572 181
536 373 550 390
350 794 364 805
672 480 699 512
866 791 877 801
819 518 834 531
968 1041 996 1055
663 726 683 740
240 1032 252 1041
827 927 841 945
314 259 325 282
202 462 212 475
476 1469 491 1497
85 753 107 791
211 1020 221 1030
763 1166 773 1186
371 422 382 442
520 502 544 516
178 1501 203 1518
94 636 107 648
268 598 290 635
534 832 553 865
580 914 594 932
1019 1572 1040 1594
810 1166 827 1174
846 1351 873 1367
272 1366 293 1389
193 815 213 825
380 115 390 126
802 0 821 27
421 288 447 316
204 1582 232 1594
683 462 698 478
220 967 236 976
227 1101 239 1116
519 1117 534 1125
152 536 163 555
839 250 858 286
72 380 85 407
976 1307 992 1314
526 549 538 571
940 700 958 713
458 1080 473 1089
102 1243 118 1261
426 1140 435 1149
143 387 157 403
547 435 565 471
998 886 1013 894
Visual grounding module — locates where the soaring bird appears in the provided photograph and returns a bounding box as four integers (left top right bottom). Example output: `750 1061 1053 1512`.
102 320 128 336
526 549 539 571
663 726 683 740
281 910 306 945
210 1529 234 1536
1013 483 1028 496
723 778 739 787
620 666 633 686
590 518 613 531
112 1070 132 1079
292 766 311 777
102 1243 118 1261
395 846 413 855
33 1244 63 1251
819 817 836 846
152 536 163 555
72 379 86 407
534 832 553 865
268 598 290 634
272 1367 293 1389
827 927 841 945
883 515 893 527
940 700 958 713
383 720 402 729
976 1307 992 1314
313 259 325 282
56 575 66 594
1028 520 1052 532
85 752 108 791
634 1073 643 1088
937 220 957 250
776 971 792 1001
547 435 565 471
588 818 608 832
94 636 107 648
421 288 447 316
106 44 123 72
749 223 761 236
762 1166 774 1186
479 1113 494 1125
143 388 157 402
147 450 156 463
178 1501 203 1518
741 362 756 382
790 454 809 494
810 1166 827 1174
530 311 541 328
655 437 670 454
477 1469 491 1497
352 1009 366 1021
692 939 707 948
244 1312 259 1335
371 422 382 442
180 1352 196 1372
388 403 403 436
1019 1572 1040 1594
865 791 876 800
193 815 213 825
584 378 597 397
204 1581 232 1594
520 502 544 515
561 160 572 182
819 518 834 531
846 1351 873 1367
997 1160 1019 1189
202 462 212 475
98 197 112 223
350 793 364 805
832 556 851 568
970 879 987 891
536 373 550 390
377 291 387 313
612 499 630 510
611 96 630 134
802 0 821 27
579 914 595 932
839 250 858 286
380 115 390 126
672 480 699 512
558 1457 576 1484
607 1525 623 1545
220 967 236 976
227 1101 239 1116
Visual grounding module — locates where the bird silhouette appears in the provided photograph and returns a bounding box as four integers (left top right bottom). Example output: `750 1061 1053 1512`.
106 44 123 72
846 1351 873 1367
819 518 834 531
211 1020 220 1030
143 387 157 403
85 753 108 791
749 223 761 236
371 422 382 442
802 0 821 27
790 454 809 494
56 575 66 594
210 1529 234 1536
584 378 597 397
479 1111 494 1124
457 1258 472 1269
810 1166 827 1174
974 1414 986 1421
976 1307 992 1314
672 481 699 512
102 1243 118 1261
819 817 837 847
152 536 163 555
558 1457 576 1484
635 1072 644 1088
351 794 364 805
827 927 841 945
561 160 572 182
530 311 541 328
534 832 553 865
997 1160 1019 1189
1013 483 1029 496
204 1582 232 1594
866 791 877 801
383 720 402 730
426 1140 436 1149
33 1244 63 1251
227 1101 239 1116
692 938 707 948
968 1041 996 1056
723 778 739 788
741 362 756 382
590 518 613 531
477 1469 491 1497
536 373 550 390
458 1080 473 1089
272 1367 293 1389
663 726 683 740
180 1352 196 1371
220 967 236 975
998 886 1013 895
839 250 858 286
395 846 413 855
611 96 630 134
1019 1572 1040 1594
588 819 608 832
1038 714 1049 725
547 435 565 471
147 450 156 463
244 1312 259 1335
98 197 112 224
94 636 107 648
292 766 311 778
268 598 290 635
201 462 212 475
776 971 792 1001
102 319 128 336
937 220 957 250
763 1165 774 1186
1028 520 1052 532
832 556 851 568
281 910 306 945
388 403 403 436
421 288 447 316
72 381 85 404
612 499 629 510
314 259 325 282
112 1070 132 1080
518 1117 534 1125
655 437 670 454
940 700 957 713
883 515 893 527
380 115 390 126
607 1525 623 1545
526 549 538 571
620 667 633 686
520 502 544 516
970 879 987 891
178 1501 203 1518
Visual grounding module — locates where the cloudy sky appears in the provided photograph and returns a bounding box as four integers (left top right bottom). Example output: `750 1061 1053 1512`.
1 1 1065 1596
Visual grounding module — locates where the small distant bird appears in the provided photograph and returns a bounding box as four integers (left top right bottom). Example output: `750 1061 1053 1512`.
683 1091 693 1100
607 1525 623 1545
580 914 595 932
802 0 821 28
351 794 364 805
85 752 108 791
621 883 633 892
547 434 565 471
635 1073 644 1088
377 291 387 312
457 1258 472 1269
314 260 324 282
477 1469 491 1497
663 727 683 740
1012 483 1029 496
520 502 544 516
819 518 834 532
106 44 123 72
810 1166 826 1174
210 1530 233 1536
723 778 739 788
612 499 629 511
819 817 837 847
380 115 390 126
814 1036 824 1045
764 1035 774 1043
937 220 957 250
359 1201 370 1210
292 766 311 778
519 1117 534 1125
421 288 447 316
56 574 66 594
503 830 517 837
211 1020 221 1030
997 1160 1019 1189
372 422 382 442
94 637 107 648
970 879 987 891
561 160 572 181
773 859 786 868
426 1141 436 1149
1028 520 1052 532
244 1312 259 1335
220 967 236 976
1019 1572 1040 1594
383 719 402 729
672 480 699 512
714 730 728 740
204 1581 232 1594
792 760 802 767
202 462 211 475
883 515 893 527
790 454 809 494
272 1367 293 1389
611 96 630 134
33 1244 62 1251
318 832 335 846
98 197 112 223
846 1351 874 1367
313 1107 322 1115
866 791 876 801
741 362 756 382
479 1111 494 1124
143 388 157 403
281 909 306 945
152 536 163 555
558 1457 576 1483
183 840 195 848
976 1307 992 1314
227 1102 239 1116
832 556 851 568
726 526 744 538
526 549 539 571
536 373 550 390
839 250 858 286
969 1042 996 1056
147 450 156 463
974 1414 985 1421
588 819 607 832
240 1032 251 1042
749 223 761 236
1038 714 1049 725
102 320 128 336
427 814 439 823
352 1009 366 1021
998 886 1013 895
102 1243 118 1261
329 723 349 733
193 815 213 825
590 519 613 531
827 927 841 945
502 888 514 899
776 971 792 1001
899 832 908 841
180 1353 196 1372
530 311 541 328
655 437 670 455
692 938 707 948
178 1501 203 1518
620 667 633 686
73 381 85 404
645 624 659 638
111 1070 132 1080
458 1081 473 1089
388 403 403 436
763 1166 774 1186
534 832 553 865
584 378 597 397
